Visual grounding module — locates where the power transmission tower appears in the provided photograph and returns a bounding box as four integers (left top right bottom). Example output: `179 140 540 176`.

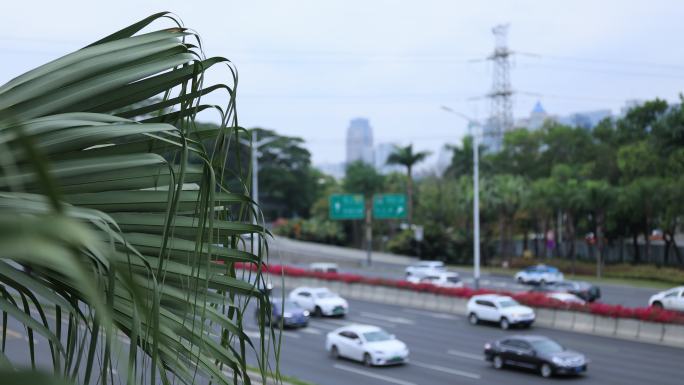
486 24 514 152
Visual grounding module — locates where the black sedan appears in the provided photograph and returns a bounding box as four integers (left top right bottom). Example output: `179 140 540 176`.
530 281 601 302
484 335 588 378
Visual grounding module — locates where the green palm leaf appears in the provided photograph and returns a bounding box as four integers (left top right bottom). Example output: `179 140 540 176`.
0 12 272 385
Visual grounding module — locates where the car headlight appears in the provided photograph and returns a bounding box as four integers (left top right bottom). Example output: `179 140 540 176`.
552 357 564 365
303 310 310 317
374 350 385 355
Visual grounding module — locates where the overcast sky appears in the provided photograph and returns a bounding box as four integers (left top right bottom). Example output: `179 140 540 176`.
3 1 684 167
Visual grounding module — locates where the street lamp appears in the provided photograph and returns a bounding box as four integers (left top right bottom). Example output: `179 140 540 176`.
441 106 481 290
240 130 278 251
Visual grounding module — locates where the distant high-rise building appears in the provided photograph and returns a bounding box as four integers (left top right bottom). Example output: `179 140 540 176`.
374 142 403 174
514 101 613 133
514 101 550 130
346 118 374 165
557 109 612 130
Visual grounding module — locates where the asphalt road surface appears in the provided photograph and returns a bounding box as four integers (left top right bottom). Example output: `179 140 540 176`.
3 295 683 385
243 295 683 385
270 237 661 308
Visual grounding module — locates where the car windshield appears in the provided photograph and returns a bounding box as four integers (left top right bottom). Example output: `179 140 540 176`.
498 299 520 308
283 300 300 311
530 339 564 354
363 330 393 342
315 291 336 299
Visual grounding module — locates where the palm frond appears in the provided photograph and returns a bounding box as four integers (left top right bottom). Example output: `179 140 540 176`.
0 12 273 385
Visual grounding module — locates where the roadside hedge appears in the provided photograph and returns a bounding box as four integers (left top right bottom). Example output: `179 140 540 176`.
234 262 684 325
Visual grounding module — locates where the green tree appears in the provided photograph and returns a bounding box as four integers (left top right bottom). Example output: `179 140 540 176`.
386 144 431 223
344 161 385 197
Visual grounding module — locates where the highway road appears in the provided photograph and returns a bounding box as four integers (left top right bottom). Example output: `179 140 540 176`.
2 292 683 385
242 293 684 385
270 237 661 308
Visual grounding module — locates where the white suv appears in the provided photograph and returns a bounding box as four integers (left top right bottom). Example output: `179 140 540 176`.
467 294 535 330
648 286 684 311
405 261 445 278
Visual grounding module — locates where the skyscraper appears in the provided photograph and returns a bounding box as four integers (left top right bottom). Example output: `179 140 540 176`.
374 142 403 174
346 118 374 165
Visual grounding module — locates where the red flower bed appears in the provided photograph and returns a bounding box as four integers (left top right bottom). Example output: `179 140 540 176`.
230 262 684 325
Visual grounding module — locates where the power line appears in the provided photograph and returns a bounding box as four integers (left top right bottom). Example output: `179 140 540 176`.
516 51 684 71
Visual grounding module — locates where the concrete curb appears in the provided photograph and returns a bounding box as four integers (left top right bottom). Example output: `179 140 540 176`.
278 275 684 349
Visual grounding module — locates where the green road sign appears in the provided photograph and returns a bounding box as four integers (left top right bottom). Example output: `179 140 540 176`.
373 194 407 219
329 194 365 220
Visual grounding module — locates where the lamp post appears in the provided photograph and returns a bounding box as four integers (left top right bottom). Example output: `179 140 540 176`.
441 106 481 290
241 131 278 251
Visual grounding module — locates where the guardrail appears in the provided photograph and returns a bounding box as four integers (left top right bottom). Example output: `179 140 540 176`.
253 269 684 349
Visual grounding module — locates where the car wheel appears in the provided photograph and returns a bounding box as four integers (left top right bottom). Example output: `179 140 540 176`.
652 301 663 309
540 363 553 378
330 345 339 360
363 353 373 367
468 313 479 325
492 355 504 369
314 306 323 317
500 318 510 330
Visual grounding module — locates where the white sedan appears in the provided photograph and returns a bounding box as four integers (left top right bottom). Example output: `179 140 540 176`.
649 286 684 311
404 260 445 278
326 324 409 366
546 292 586 305
406 271 463 288
289 287 348 317
514 265 564 285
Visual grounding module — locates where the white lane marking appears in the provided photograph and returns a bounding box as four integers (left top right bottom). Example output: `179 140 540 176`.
308 322 339 331
411 360 481 379
322 318 353 327
333 364 418 385
447 349 485 361
359 312 415 325
1 328 22 339
353 317 397 328
401 308 461 320
300 327 322 335
245 330 300 339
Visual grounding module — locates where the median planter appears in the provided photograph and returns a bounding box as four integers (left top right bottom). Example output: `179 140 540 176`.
615 318 640 339
638 322 665 344
573 312 595 333
594 315 618 336
239 263 684 348
662 324 684 347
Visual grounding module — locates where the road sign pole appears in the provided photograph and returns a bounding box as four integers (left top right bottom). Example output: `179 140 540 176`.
473 123 480 290
365 201 372 266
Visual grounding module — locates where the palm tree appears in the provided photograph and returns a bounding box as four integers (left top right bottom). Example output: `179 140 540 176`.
0 12 273 384
386 144 431 224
